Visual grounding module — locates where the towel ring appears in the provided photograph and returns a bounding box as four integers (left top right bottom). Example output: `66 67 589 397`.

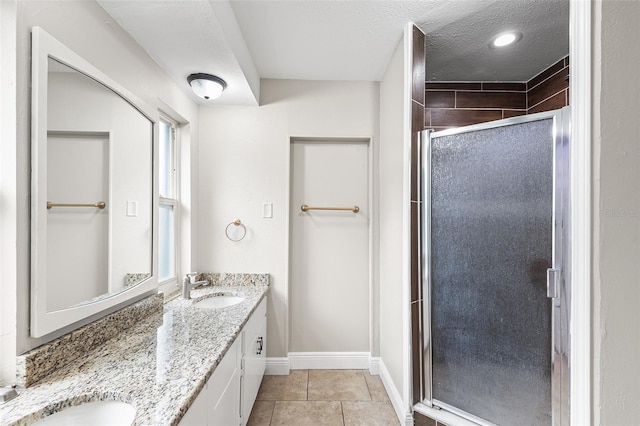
225 219 247 242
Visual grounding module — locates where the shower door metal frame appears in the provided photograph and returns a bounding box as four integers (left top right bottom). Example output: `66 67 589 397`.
418 107 571 426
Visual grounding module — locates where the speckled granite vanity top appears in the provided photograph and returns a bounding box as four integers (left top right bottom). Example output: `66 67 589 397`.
0 281 269 426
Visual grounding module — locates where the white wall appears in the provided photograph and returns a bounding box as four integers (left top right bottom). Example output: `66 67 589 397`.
197 79 379 358
0 0 18 385
376 25 416 424
378 33 410 406
10 0 199 356
289 140 370 353
593 1 640 423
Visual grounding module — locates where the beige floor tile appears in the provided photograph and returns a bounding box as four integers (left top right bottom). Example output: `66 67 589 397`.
308 370 371 401
364 372 390 402
271 401 344 426
257 370 308 401
342 401 400 426
247 400 275 426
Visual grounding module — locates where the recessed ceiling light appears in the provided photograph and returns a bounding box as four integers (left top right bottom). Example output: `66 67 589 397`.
490 31 522 48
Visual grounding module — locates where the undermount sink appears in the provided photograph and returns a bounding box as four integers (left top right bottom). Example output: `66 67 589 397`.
194 294 245 309
31 401 135 426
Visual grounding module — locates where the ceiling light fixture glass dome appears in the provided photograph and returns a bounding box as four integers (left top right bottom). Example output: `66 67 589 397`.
187 73 227 100
490 31 522 48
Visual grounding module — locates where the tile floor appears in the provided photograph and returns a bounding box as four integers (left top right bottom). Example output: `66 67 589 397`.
247 370 400 426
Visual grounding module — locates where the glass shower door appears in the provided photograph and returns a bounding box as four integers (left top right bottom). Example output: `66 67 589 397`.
423 109 569 426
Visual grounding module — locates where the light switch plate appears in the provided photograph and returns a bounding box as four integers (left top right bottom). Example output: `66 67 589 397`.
126 201 138 217
262 203 273 218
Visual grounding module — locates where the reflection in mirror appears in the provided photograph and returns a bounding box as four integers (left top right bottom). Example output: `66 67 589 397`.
31 27 157 338
45 58 153 311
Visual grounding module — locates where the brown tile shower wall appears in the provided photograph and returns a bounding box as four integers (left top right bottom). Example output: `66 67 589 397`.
410 24 426 407
425 82 526 130
410 23 425 299
527 56 569 114
415 412 449 426
424 57 569 130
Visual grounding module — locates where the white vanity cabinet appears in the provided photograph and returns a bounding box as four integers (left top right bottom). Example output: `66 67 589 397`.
241 298 267 426
179 298 267 426
179 337 241 426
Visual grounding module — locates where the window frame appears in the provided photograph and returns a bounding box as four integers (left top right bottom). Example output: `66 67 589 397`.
158 115 179 286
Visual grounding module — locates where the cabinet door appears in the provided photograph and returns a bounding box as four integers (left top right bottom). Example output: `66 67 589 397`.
179 382 209 426
241 299 267 425
179 338 241 426
210 338 241 426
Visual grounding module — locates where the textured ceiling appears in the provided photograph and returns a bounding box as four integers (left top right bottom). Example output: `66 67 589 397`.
98 0 261 105
98 0 569 105
418 0 569 81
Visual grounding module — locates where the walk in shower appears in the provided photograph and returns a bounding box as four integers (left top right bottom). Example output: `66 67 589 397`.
418 107 570 425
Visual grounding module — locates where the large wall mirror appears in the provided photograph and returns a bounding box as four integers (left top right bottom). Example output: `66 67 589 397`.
31 27 158 337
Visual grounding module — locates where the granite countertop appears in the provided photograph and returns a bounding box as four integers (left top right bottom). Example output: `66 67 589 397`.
0 284 269 426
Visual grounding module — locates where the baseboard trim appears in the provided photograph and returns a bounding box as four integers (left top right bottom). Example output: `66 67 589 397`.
265 357 290 375
267 353 381 374
379 359 413 426
288 352 371 370
368 355 380 375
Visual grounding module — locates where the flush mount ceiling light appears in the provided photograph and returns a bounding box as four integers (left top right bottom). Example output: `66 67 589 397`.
490 31 522 48
187 73 227 100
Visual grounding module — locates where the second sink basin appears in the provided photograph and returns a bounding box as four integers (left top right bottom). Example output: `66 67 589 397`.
30 401 135 425
194 294 245 309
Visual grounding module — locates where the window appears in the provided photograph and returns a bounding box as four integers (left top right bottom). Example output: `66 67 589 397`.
158 116 178 283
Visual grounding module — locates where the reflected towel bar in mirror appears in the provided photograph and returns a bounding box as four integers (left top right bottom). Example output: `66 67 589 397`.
300 204 360 213
46 201 106 209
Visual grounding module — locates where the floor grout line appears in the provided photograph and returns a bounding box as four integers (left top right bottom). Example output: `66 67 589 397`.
250 369 400 425
362 369 373 401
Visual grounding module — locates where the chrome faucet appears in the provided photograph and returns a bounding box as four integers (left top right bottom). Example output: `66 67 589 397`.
182 273 207 299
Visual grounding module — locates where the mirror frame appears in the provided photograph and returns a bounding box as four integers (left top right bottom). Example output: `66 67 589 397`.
30 27 159 338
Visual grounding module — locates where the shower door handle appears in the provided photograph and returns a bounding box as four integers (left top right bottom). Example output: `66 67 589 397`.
547 268 560 299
